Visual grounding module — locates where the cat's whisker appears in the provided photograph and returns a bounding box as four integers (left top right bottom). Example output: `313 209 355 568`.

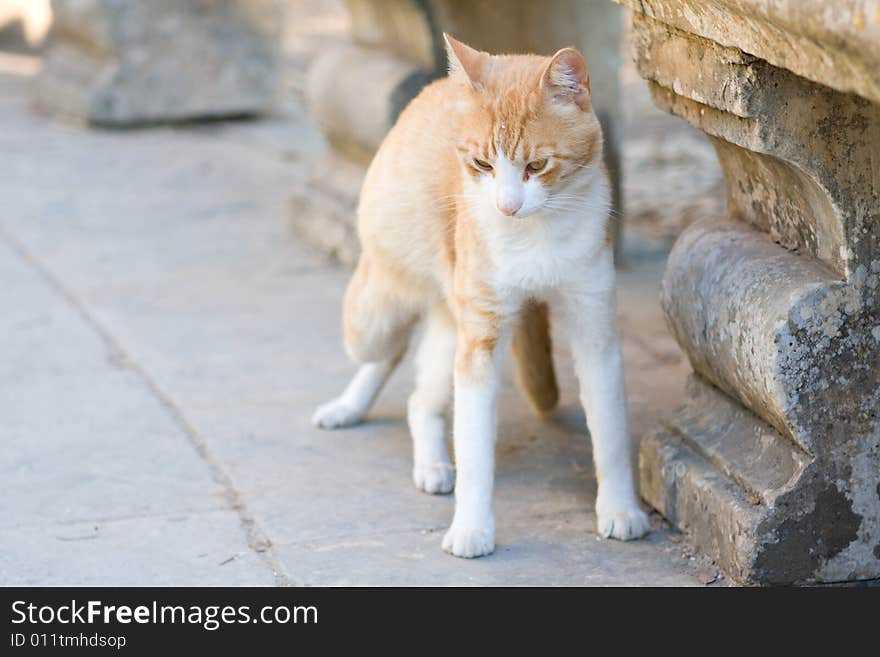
544 199 614 212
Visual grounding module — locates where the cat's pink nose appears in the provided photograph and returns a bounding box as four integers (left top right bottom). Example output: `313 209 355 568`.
496 198 523 216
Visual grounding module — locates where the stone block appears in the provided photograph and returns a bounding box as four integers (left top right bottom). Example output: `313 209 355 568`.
36 0 283 126
618 0 880 106
306 43 423 165
618 4 880 584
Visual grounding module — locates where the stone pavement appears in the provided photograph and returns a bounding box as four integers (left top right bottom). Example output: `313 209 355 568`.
0 59 721 586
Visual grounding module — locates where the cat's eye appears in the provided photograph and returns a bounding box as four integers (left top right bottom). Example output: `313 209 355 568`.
473 159 493 171
526 159 548 173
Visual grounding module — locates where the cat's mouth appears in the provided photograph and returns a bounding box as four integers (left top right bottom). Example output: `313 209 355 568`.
502 207 540 220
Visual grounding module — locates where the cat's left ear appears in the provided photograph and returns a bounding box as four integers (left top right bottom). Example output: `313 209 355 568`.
542 47 591 110
444 33 489 90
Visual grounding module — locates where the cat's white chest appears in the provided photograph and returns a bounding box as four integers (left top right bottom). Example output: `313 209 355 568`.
484 207 606 298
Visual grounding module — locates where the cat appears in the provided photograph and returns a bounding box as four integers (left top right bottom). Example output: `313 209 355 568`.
312 34 649 558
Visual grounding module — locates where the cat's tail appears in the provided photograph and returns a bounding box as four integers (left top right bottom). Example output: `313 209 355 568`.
511 300 559 416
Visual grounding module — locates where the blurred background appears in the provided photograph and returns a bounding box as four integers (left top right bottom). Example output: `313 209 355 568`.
1 0 723 246
0 1 728 585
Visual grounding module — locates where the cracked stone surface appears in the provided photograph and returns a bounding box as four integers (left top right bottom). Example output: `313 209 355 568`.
621 4 880 584
0 58 718 586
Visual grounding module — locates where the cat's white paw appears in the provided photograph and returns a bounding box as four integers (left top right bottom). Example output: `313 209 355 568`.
413 462 455 495
311 398 365 429
442 521 495 558
596 502 650 541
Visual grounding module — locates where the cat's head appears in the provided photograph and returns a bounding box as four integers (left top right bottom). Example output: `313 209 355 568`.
445 34 603 219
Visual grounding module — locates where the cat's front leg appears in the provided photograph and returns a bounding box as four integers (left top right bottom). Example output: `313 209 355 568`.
557 285 649 541
441 308 506 558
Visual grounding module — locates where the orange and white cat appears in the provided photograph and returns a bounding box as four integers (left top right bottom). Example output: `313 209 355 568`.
312 35 649 557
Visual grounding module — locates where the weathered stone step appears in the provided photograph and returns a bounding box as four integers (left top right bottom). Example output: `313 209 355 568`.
640 416 769 583
664 376 811 507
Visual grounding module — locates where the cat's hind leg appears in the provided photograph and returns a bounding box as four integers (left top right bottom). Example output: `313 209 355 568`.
408 304 456 494
312 357 403 429
312 255 418 429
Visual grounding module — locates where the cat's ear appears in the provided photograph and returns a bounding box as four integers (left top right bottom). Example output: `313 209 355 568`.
542 47 591 110
443 33 489 90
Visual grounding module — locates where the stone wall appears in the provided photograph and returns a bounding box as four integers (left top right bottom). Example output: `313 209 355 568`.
619 1 880 584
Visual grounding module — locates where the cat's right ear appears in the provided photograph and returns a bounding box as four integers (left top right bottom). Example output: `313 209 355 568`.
542 47 591 110
443 33 489 90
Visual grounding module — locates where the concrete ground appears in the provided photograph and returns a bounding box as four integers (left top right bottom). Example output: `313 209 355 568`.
0 57 722 586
